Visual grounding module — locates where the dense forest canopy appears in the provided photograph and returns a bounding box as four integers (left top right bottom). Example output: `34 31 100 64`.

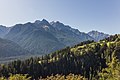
0 34 120 80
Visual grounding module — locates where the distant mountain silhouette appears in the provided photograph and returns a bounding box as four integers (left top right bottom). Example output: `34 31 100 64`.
4 19 93 54
0 19 109 56
88 30 109 41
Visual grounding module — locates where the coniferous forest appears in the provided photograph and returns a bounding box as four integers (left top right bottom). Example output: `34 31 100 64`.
0 34 120 80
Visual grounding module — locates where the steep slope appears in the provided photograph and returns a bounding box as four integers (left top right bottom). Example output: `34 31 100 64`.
88 30 109 41
4 19 93 54
0 38 29 58
0 25 10 38
1 34 120 79
50 21 94 46
5 20 65 54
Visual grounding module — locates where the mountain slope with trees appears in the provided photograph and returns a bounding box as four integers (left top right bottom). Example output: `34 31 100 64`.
0 34 120 80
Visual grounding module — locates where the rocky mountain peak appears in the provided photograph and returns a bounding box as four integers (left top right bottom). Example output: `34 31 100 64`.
88 30 109 41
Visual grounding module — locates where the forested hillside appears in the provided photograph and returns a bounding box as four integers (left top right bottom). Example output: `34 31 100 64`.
0 34 120 80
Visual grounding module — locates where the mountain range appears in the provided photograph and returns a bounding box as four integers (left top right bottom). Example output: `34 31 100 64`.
0 25 10 38
88 30 109 41
0 34 119 79
0 37 29 58
0 19 109 57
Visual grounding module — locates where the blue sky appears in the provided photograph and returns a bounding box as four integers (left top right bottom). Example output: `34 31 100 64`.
0 0 120 34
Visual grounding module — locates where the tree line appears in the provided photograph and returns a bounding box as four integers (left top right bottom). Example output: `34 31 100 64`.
0 34 120 80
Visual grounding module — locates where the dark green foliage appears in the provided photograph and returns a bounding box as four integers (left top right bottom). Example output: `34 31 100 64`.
40 73 86 80
98 56 120 80
0 74 31 80
0 34 120 80
101 34 120 42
